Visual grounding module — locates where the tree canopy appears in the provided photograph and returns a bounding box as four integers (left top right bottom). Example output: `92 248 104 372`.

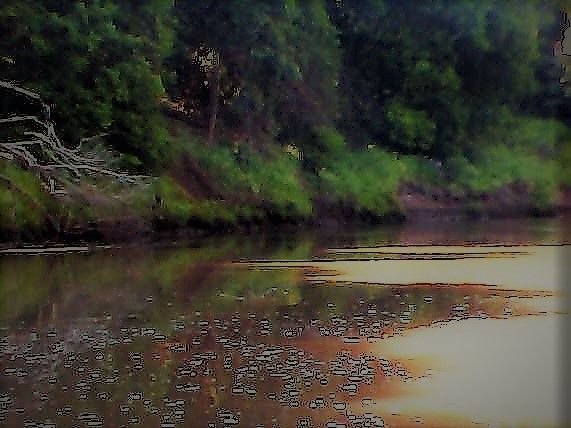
1 0 567 165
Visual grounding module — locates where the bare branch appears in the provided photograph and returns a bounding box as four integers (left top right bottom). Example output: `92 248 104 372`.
1 79 153 195
0 80 42 102
0 115 46 126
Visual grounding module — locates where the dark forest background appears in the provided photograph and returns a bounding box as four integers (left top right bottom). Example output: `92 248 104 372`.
2 1 571 235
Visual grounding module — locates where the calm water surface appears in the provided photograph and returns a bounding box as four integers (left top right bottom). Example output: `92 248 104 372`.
0 218 569 427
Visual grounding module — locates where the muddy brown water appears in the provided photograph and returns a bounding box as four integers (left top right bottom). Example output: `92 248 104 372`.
0 217 569 427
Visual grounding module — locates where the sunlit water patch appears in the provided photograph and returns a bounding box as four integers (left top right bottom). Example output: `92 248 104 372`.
245 245 564 293
368 315 564 428
243 243 568 427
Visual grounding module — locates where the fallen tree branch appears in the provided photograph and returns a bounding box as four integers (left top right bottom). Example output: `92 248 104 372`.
0 80 153 194
0 80 42 102
0 173 59 230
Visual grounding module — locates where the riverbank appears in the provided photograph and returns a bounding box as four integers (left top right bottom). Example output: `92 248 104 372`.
1 118 569 246
1 182 569 248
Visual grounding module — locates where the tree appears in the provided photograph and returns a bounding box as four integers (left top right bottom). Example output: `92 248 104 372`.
168 0 340 145
330 0 560 158
0 0 174 168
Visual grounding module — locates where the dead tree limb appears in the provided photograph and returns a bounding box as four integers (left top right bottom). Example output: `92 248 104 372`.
0 80 154 195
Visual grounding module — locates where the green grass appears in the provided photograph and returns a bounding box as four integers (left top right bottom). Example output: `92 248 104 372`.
558 141 571 187
2 115 569 238
165 121 449 222
165 121 313 222
0 161 55 232
152 176 195 225
398 155 444 187
152 176 240 227
447 145 559 211
443 116 571 212
193 143 312 220
317 147 410 218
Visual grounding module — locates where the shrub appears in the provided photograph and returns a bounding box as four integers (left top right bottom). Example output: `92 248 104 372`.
318 148 409 217
0 161 54 232
447 145 559 210
167 122 313 221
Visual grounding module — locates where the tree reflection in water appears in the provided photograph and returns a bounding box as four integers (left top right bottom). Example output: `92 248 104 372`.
0 218 568 427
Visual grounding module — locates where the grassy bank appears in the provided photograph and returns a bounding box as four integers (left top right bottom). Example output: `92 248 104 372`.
0 116 569 243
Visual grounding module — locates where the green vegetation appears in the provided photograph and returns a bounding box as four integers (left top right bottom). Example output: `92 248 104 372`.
560 142 571 186
0 161 56 233
318 148 407 218
175 141 313 221
449 146 559 212
1 0 571 240
446 115 569 212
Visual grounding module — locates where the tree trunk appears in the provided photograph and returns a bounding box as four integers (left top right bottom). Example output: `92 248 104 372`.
207 67 221 145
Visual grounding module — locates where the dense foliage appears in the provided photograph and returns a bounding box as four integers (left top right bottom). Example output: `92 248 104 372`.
0 0 173 166
1 0 570 236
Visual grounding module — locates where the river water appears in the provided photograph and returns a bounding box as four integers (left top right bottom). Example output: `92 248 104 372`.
0 218 569 427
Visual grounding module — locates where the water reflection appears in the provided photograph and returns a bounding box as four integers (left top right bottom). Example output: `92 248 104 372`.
0 218 568 427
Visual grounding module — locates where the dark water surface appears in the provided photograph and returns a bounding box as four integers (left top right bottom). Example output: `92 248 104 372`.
0 218 569 427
